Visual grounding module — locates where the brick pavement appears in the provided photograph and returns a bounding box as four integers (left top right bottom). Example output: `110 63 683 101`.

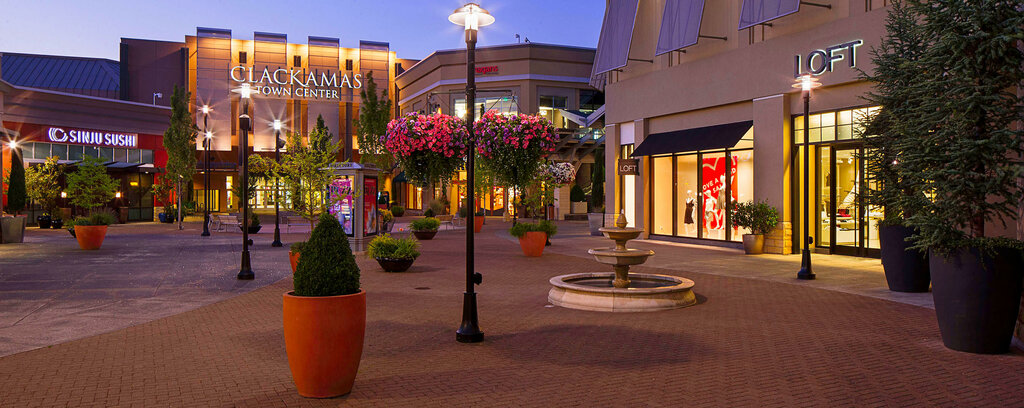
0 221 1022 407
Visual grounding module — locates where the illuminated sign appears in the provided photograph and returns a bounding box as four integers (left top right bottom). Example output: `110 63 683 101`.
618 159 638 175
475 65 499 75
230 66 362 100
794 40 862 77
47 127 138 148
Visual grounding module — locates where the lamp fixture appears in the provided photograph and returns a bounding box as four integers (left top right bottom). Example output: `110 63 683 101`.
273 120 282 131
201 105 210 114
449 3 494 31
205 131 213 139
238 83 252 99
792 74 822 92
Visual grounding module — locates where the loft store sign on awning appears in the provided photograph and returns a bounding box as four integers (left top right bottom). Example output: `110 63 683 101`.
230 66 363 100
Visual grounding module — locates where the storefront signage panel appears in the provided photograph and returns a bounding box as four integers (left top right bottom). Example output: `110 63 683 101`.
794 40 862 77
618 159 639 175
47 127 138 148
230 66 362 100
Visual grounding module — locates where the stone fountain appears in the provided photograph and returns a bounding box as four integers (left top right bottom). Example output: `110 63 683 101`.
548 213 697 312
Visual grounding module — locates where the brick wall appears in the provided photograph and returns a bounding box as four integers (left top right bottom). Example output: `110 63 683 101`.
763 222 792 255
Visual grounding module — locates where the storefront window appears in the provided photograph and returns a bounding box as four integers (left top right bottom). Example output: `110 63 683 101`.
453 96 518 119
652 155 673 235
21 142 154 164
731 150 755 242
675 154 698 238
700 152 727 240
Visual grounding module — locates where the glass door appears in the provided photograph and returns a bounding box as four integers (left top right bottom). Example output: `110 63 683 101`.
828 146 880 257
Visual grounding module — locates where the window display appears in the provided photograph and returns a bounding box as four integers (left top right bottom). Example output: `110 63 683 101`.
364 177 378 236
675 154 698 238
328 177 355 236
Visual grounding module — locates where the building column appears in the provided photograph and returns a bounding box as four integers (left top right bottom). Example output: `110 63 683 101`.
634 119 648 238
752 94 792 255
604 124 618 227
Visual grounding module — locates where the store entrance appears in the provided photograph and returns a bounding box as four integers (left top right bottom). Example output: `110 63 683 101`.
817 144 880 257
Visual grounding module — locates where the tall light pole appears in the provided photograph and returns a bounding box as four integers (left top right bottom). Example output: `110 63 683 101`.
237 83 255 280
793 74 821 280
201 105 212 237
271 119 283 247
450 2 493 344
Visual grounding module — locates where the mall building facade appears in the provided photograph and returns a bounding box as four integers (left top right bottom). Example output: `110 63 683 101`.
592 0 1023 256
395 43 605 218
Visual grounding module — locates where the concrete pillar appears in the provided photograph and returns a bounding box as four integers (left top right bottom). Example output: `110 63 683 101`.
753 94 792 254
634 119 648 237
604 124 618 227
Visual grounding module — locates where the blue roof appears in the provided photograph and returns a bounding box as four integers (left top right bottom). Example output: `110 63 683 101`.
1 52 119 93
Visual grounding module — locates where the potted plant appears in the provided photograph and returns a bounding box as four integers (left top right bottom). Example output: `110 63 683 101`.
152 178 175 223
894 0 1024 354
66 157 118 250
66 218 77 238
390 205 405 217
381 209 394 233
241 212 262 234
730 200 779 255
0 215 27 244
588 152 606 236
473 208 485 233
288 242 305 274
50 218 64 229
510 221 556 257
569 184 587 214
36 214 52 229
367 234 421 272
410 217 440 240
284 213 364 398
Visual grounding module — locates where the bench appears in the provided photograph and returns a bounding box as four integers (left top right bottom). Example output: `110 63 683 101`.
213 213 241 231
436 214 454 230
282 215 313 232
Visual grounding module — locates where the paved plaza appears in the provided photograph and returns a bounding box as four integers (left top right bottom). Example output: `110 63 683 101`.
0 220 1022 407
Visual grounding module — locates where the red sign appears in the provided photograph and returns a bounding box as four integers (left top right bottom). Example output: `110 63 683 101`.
700 156 738 231
363 178 378 235
475 66 499 75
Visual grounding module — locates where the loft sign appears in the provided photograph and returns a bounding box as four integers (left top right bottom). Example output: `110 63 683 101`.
47 127 138 148
794 40 863 77
230 66 363 100
618 159 638 176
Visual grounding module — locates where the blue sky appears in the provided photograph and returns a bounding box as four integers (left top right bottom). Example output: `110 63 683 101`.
0 1 604 61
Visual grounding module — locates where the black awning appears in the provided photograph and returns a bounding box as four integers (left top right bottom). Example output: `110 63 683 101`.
631 120 752 157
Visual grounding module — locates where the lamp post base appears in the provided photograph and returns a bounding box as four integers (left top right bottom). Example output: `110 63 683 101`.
797 249 815 280
456 292 484 343
201 214 211 237
272 226 282 247
238 251 254 280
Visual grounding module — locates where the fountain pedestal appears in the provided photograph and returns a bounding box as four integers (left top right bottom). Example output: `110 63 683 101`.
547 214 697 312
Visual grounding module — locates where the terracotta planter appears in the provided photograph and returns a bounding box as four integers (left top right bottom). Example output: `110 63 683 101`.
741 234 764 254
412 230 437 240
289 250 301 274
283 290 366 398
518 231 546 257
75 225 108 250
376 258 415 272
473 216 484 233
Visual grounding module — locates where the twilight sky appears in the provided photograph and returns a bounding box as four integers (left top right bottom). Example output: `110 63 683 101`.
0 0 604 61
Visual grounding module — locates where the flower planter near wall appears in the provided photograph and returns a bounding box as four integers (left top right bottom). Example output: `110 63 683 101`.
518 231 546 257
741 234 765 255
283 290 366 398
930 247 1023 354
879 225 930 293
75 225 108 250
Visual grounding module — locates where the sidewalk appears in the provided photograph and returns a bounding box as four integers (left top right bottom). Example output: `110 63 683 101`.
0 220 1020 407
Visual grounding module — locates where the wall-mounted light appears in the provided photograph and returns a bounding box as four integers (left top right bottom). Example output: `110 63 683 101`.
6 140 16 149
115 191 122 199
130 181 139 187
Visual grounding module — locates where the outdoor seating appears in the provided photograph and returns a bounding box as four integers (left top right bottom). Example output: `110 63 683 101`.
214 214 241 232
436 214 454 230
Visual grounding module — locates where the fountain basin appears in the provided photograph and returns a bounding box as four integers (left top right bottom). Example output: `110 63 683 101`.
588 248 654 266
548 272 696 312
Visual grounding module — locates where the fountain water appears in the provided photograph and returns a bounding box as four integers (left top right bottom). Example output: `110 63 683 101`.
548 213 697 312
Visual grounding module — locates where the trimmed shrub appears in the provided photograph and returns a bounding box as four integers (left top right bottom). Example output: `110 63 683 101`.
731 200 779 235
290 241 306 254
410 217 440 231
293 213 360 297
538 220 557 237
390 205 405 217
367 234 420 260
569 184 586 202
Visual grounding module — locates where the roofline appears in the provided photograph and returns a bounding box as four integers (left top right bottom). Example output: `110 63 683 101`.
0 51 120 65
6 82 171 110
396 42 596 81
119 37 187 46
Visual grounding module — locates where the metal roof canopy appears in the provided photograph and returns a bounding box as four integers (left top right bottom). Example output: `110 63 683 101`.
631 121 752 157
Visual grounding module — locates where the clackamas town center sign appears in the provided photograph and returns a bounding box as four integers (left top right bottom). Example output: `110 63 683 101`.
230 66 363 100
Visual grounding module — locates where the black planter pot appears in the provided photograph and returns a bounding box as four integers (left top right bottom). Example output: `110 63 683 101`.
37 215 52 229
68 228 76 238
412 230 437 240
158 213 175 223
879 225 930 292
240 225 262 234
930 246 1024 354
376 257 415 272
50 219 64 229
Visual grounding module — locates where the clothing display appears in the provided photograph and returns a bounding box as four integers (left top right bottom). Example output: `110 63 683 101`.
684 198 695 224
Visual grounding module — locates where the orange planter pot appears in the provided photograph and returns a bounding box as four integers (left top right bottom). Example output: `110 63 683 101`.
518 231 546 257
283 290 366 398
74 225 108 250
474 216 484 233
289 251 301 274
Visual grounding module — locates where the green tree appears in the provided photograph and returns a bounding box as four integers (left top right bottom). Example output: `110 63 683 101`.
162 85 198 230
354 71 394 170
294 213 360 297
25 156 64 218
902 0 1024 252
860 0 930 226
590 148 605 212
66 156 118 214
275 115 340 232
6 148 26 214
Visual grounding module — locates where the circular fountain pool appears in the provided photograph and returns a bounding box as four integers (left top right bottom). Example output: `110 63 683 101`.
548 272 696 312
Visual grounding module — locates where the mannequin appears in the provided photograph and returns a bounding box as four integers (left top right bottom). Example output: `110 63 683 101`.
684 190 696 235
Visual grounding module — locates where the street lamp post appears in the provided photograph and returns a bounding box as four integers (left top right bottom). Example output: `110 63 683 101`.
201 105 211 237
237 84 255 280
271 119 283 248
450 2 493 344
793 74 821 280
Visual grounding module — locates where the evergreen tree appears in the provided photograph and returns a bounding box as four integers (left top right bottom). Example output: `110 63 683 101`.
903 0 1024 252
354 71 394 170
860 0 930 225
162 85 198 230
7 148 26 214
590 148 605 212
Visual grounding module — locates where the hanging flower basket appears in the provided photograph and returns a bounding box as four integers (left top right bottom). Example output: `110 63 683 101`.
539 162 576 186
384 113 469 187
473 112 559 190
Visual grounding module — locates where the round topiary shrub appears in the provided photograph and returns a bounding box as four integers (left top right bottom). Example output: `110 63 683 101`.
294 213 361 297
